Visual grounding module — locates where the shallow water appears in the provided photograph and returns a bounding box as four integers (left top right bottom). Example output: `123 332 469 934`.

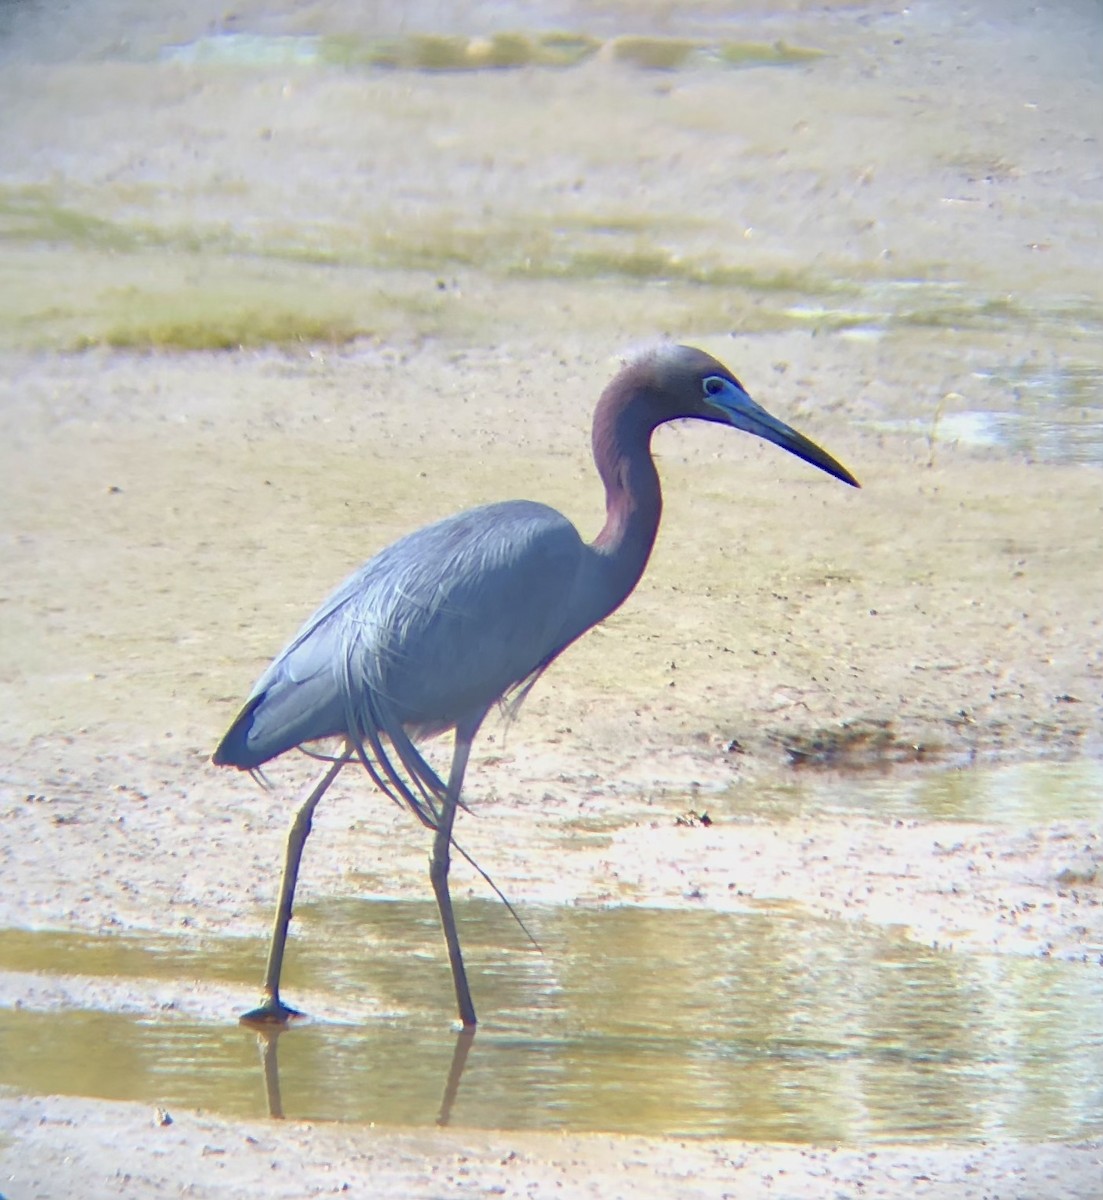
869 359 1103 466
720 759 1103 825
2 894 1100 1140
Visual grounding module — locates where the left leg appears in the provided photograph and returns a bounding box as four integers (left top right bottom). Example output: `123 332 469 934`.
241 750 350 1025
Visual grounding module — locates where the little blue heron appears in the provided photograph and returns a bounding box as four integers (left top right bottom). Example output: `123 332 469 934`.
214 344 859 1028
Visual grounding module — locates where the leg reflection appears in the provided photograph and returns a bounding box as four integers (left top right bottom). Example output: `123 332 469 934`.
255 1026 285 1119
248 1024 476 1124
436 1028 476 1126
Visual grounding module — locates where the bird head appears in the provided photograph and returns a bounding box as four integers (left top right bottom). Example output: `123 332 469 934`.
647 344 860 488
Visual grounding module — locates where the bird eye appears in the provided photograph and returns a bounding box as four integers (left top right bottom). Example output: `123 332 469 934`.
703 376 725 397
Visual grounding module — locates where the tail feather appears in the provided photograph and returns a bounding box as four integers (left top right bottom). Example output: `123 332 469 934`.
337 644 446 830
211 694 269 769
212 667 345 770
214 648 451 839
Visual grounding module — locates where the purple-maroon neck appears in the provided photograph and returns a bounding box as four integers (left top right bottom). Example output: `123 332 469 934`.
589 374 664 608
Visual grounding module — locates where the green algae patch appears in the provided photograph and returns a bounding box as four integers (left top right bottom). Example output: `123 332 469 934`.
159 31 818 75
80 306 363 353
321 31 601 72
0 241 477 352
0 185 144 253
608 36 704 71
718 40 826 68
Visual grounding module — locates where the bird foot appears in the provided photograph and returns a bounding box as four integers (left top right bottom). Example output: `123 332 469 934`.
238 995 306 1028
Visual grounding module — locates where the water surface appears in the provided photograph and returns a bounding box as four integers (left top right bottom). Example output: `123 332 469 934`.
2 897 1100 1141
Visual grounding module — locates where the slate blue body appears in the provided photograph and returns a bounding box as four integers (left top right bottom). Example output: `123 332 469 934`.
213 344 859 1028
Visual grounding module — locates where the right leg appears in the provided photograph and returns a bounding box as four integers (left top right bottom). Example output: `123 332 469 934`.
429 727 477 1028
241 752 349 1025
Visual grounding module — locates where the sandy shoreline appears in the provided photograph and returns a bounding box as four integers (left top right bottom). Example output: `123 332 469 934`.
4 1092 1102 1200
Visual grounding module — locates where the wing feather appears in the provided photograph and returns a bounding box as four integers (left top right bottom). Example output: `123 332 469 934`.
213 500 587 820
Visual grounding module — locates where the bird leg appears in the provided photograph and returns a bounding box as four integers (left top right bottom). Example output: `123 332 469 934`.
240 751 349 1027
429 728 478 1028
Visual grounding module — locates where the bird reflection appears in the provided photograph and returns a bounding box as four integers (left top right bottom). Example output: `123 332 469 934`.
436 1028 476 1126
249 1025 477 1125
253 1026 286 1119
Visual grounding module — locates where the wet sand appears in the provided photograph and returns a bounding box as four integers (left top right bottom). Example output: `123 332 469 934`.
1 0 1102 1195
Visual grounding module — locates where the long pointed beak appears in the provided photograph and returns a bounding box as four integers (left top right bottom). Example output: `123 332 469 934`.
707 382 860 488
748 409 861 488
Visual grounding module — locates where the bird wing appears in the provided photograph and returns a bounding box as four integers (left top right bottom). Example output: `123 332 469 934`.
360 500 585 728
214 501 587 789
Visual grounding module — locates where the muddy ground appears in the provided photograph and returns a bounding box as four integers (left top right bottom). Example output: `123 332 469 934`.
1 0 1102 1196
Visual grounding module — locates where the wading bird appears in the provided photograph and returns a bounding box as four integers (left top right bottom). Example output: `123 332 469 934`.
214 344 859 1028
